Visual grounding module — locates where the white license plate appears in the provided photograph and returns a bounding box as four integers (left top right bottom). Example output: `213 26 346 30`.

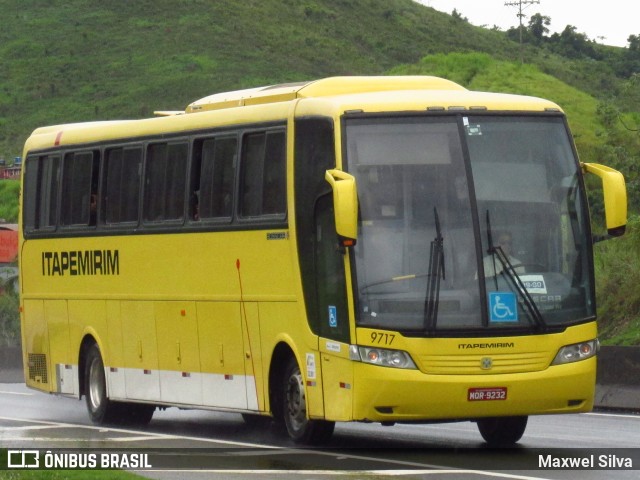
468 387 507 401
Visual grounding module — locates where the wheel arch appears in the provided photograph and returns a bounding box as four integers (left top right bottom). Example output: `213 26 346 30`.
77 333 101 399
267 340 297 421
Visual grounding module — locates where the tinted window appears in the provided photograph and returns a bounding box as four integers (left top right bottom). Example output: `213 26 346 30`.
239 130 286 218
192 136 237 221
144 142 188 222
61 151 98 226
104 147 142 224
23 155 60 231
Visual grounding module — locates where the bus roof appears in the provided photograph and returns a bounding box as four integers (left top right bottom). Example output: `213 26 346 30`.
24 76 563 152
185 76 467 113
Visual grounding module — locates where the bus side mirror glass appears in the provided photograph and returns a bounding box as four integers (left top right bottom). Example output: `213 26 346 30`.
325 169 358 244
582 162 627 238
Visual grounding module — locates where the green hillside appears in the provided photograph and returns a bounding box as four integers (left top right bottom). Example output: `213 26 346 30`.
0 0 510 157
392 52 639 200
1 0 637 158
1 0 639 343
392 53 602 154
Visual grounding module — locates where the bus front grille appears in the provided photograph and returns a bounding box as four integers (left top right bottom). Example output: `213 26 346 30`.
417 351 551 375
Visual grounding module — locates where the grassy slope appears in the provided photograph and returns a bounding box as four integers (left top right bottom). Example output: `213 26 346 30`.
0 180 19 222
0 0 632 158
594 216 640 345
390 53 602 160
0 0 513 156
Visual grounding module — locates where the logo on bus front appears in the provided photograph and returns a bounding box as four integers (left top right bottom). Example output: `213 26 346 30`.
480 357 493 370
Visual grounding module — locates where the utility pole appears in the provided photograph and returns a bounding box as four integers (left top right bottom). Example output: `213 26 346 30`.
505 0 540 63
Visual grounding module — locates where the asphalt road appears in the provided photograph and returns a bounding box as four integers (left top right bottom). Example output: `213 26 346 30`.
1 382 639 479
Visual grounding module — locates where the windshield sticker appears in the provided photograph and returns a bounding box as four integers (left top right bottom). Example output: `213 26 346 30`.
466 124 482 136
520 275 547 294
488 292 518 323
328 305 338 328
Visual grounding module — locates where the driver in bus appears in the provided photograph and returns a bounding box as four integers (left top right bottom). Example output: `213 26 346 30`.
481 231 525 278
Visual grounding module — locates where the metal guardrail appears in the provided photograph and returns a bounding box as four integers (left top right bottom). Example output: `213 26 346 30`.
1 345 638 409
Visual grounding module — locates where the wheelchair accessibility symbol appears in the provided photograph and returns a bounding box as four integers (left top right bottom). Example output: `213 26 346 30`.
488 292 518 323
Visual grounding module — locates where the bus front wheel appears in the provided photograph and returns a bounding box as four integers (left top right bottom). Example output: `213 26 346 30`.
477 416 528 445
282 357 334 444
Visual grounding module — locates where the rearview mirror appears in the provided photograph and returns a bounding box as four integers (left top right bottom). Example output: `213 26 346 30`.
325 169 358 244
582 162 627 237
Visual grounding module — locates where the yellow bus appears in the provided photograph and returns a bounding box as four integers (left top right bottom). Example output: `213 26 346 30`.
19 76 627 445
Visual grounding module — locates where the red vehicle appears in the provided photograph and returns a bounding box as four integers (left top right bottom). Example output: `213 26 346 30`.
0 224 18 293
0 224 17 263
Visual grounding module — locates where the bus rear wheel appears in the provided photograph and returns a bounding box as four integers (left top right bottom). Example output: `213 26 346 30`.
282 357 334 444
477 416 528 445
85 344 119 424
84 344 154 426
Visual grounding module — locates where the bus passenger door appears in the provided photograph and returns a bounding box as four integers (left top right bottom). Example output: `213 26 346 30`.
314 194 354 421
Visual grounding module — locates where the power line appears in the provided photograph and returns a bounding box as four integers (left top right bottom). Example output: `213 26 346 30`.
505 0 540 63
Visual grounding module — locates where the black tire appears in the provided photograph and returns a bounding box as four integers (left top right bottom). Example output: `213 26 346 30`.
84 343 154 426
477 416 528 446
84 343 119 424
282 357 334 444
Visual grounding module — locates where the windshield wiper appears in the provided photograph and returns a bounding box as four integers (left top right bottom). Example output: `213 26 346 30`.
485 211 546 331
424 207 445 332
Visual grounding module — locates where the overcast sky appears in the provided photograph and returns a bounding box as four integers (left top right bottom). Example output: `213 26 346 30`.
416 0 635 48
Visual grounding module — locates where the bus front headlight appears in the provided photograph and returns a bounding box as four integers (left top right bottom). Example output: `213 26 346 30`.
552 339 599 365
349 345 417 369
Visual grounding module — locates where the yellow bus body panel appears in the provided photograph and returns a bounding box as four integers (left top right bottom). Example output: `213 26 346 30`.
346 322 597 421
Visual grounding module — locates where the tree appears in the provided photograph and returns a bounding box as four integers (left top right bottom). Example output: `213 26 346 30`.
528 13 550 44
549 25 597 59
451 9 468 22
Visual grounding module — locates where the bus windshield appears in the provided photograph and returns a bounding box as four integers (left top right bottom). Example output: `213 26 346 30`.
345 115 593 334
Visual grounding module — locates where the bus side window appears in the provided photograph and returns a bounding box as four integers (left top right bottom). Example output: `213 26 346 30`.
23 154 60 232
60 151 99 227
143 142 188 223
263 131 286 215
239 129 286 218
191 136 237 221
103 147 142 225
